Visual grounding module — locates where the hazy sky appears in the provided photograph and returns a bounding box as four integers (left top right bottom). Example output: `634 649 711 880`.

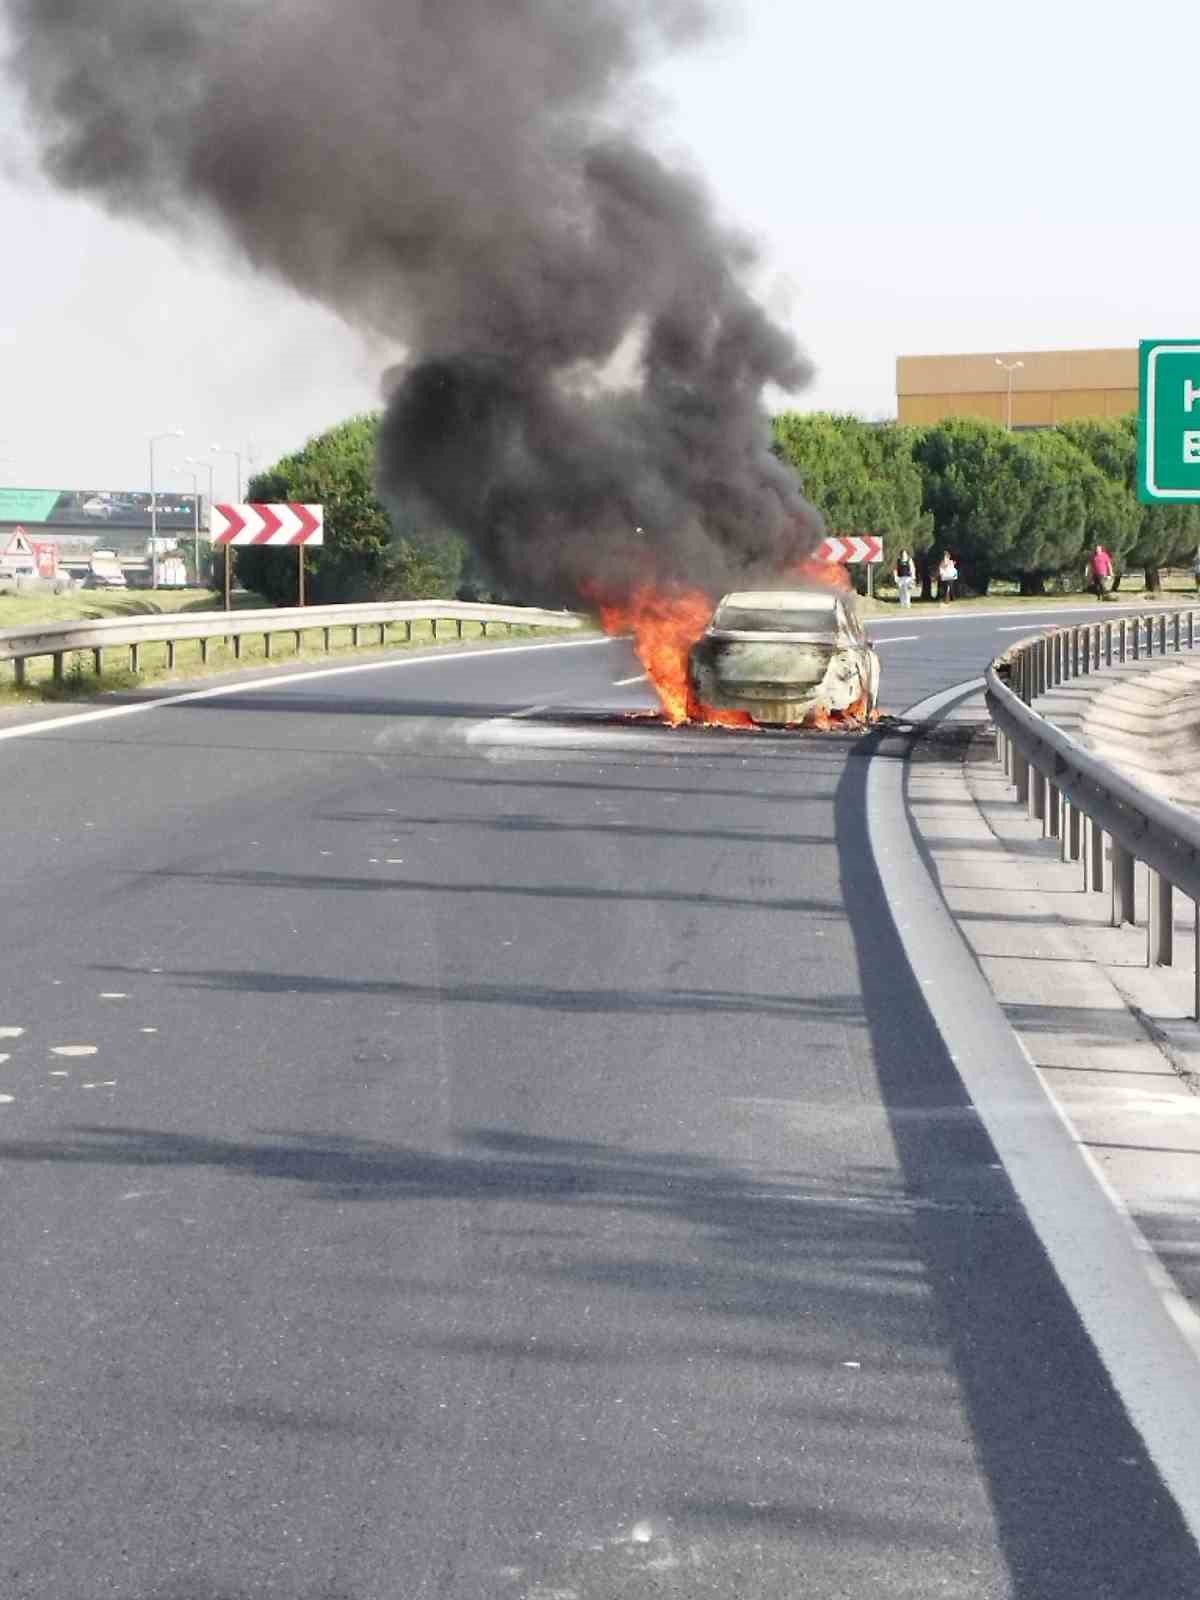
1 0 1195 494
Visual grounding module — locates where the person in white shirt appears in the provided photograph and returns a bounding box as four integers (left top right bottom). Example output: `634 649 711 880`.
937 551 958 602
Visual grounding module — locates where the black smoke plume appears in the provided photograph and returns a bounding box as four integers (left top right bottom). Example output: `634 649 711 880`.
4 0 823 604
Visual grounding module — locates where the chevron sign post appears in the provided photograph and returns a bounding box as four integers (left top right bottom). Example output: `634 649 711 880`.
210 503 325 610
210 503 324 546
815 535 883 565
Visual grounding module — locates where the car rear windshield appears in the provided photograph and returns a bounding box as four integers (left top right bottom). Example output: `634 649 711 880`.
712 605 837 635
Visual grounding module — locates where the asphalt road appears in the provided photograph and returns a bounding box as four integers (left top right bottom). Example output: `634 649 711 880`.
1 604 1198 1600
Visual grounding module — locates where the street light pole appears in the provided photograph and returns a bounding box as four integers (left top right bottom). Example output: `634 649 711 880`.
186 457 215 584
211 443 243 502
149 429 183 589
994 358 1024 432
180 468 201 584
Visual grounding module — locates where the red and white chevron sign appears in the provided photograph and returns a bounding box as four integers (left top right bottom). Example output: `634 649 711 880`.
210 503 324 546
816 535 883 564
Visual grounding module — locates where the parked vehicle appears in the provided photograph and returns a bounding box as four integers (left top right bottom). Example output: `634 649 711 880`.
688 589 881 726
86 549 127 588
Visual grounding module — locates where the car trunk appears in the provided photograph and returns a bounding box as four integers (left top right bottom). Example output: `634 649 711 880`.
707 637 835 696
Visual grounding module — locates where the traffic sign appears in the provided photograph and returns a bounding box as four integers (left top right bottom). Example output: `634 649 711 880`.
815 535 882 564
1138 340 1200 502
210 503 324 545
3 528 34 558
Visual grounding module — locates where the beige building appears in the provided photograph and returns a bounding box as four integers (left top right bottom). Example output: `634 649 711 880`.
896 348 1137 429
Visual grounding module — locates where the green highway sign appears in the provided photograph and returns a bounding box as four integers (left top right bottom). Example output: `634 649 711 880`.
1139 340 1200 502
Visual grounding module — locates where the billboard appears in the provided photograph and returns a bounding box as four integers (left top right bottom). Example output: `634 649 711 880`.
0 487 201 531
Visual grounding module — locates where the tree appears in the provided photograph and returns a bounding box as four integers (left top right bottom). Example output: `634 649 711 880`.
236 414 464 606
912 417 1036 596
772 413 933 579
1059 416 1200 590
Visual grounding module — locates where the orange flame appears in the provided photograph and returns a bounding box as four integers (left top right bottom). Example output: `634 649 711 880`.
596 585 746 726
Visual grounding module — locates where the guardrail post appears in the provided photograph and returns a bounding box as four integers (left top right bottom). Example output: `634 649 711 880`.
1190 611 1196 650
1084 815 1105 892
323 627 331 652
1111 843 1136 926
1061 799 1081 862
1174 613 1182 652
1159 614 1168 653
13 658 25 688
381 623 387 646
1045 782 1060 839
1030 765 1046 822
166 640 176 670
1105 621 1113 667
455 619 463 640
1148 871 1174 966
1133 619 1141 660
130 644 140 673
92 648 102 676
264 632 273 659
351 624 361 648
233 636 242 661
200 638 210 665
52 652 64 683
404 621 412 642
1013 747 1030 806
1120 619 1127 662
1071 628 1080 675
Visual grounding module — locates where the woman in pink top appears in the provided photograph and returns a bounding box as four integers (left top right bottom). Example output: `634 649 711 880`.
1089 544 1113 597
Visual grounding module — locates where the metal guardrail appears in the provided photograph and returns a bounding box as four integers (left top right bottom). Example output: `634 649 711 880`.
0 599 587 686
987 608 1200 1016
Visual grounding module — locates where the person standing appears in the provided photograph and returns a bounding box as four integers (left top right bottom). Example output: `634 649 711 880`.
1089 543 1113 597
937 550 958 602
894 548 914 608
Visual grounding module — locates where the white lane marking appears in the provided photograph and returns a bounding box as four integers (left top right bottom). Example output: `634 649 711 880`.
0 1027 25 1038
140 1027 158 1034
613 673 647 686
871 675 1200 1547
0 1054 8 1065
872 635 920 645
49 1070 69 1077
996 624 1043 632
386 858 404 864
99 992 127 999
0 1095 13 1105
51 1045 98 1057
0 635 615 745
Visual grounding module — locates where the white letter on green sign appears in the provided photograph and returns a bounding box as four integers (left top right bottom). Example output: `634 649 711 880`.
1184 432 1200 464
1186 379 1200 412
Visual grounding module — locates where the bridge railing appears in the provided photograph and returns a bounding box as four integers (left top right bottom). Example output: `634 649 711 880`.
988 609 1200 1014
0 599 588 686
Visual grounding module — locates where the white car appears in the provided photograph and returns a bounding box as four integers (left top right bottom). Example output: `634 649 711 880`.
688 589 881 726
81 496 115 520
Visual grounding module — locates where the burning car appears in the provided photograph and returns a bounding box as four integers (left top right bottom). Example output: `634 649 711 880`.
687 589 880 727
